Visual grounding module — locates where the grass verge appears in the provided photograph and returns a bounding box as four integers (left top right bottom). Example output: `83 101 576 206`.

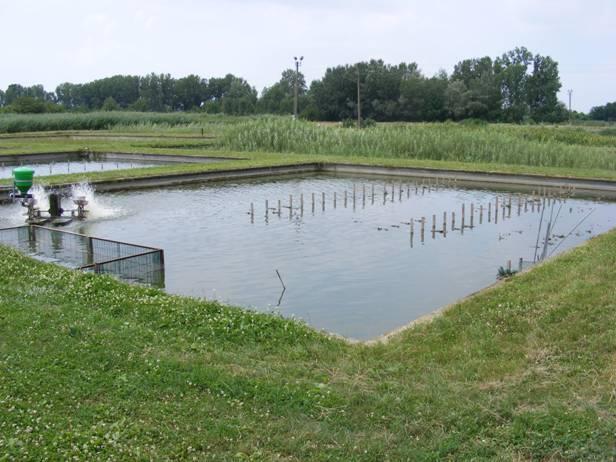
1 228 616 460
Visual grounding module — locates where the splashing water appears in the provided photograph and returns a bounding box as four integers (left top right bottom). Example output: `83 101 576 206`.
69 182 123 220
0 182 123 226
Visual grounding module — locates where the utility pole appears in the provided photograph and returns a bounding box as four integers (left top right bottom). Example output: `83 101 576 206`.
568 89 573 124
293 56 303 120
357 67 361 129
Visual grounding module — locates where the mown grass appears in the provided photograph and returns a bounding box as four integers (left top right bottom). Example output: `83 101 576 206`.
1 227 616 460
221 118 616 171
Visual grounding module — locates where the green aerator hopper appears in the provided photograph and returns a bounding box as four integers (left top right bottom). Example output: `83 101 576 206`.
13 166 35 196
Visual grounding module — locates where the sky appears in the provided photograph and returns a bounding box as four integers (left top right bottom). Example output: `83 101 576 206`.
0 0 614 112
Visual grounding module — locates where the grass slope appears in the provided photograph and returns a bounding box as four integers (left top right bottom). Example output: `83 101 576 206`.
1 228 615 460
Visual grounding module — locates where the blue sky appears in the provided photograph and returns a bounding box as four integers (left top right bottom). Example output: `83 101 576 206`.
0 0 614 112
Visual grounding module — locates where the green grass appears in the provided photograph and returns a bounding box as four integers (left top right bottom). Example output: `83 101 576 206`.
1 116 616 459
1 228 616 460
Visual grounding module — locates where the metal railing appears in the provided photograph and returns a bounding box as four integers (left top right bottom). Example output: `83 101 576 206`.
0 225 165 287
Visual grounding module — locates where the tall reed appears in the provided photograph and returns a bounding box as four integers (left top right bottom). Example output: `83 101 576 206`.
222 118 616 170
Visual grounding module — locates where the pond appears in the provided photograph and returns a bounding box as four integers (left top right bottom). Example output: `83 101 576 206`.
1 174 615 340
0 157 164 179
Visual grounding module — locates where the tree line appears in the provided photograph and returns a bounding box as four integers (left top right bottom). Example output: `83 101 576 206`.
0 46 612 123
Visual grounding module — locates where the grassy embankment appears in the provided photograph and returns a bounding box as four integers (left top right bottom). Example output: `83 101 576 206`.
1 226 616 459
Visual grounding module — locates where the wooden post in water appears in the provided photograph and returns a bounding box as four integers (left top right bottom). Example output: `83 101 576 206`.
363 184 366 207
488 202 492 222
432 214 436 238
470 203 474 228
399 185 403 201
407 184 410 199
421 217 425 243
353 184 357 209
442 211 447 237
322 192 325 211
461 204 465 234
289 195 293 217
344 190 348 208
300 194 304 216
278 199 281 217
391 183 395 203
371 184 375 205
334 191 337 209
517 196 522 216
495 198 499 224
508 196 512 218
311 193 315 214
452 211 456 231
410 218 415 239
479 204 483 224
265 200 269 219
250 203 254 223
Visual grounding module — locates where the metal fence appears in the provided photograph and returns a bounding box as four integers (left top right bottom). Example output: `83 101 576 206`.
0 225 164 287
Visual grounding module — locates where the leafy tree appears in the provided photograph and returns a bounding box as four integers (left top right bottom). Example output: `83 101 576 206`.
589 102 616 121
398 71 447 122
137 73 175 112
445 80 470 120
174 74 207 110
494 47 534 122
0 89 5 107
9 96 47 113
309 65 357 121
451 57 501 120
259 69 306 115
220 77 257 115
526 55 563 122
101 96 119 111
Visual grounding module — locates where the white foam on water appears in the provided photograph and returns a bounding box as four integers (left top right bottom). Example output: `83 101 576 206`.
0 182 125 227
69 182 124 221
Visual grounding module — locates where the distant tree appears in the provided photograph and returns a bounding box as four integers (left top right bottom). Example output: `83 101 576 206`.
139 73 175 111
451 57 501 120
174 74 207 110
220 77 257 115
495 46 534 122
0 89 5 107
4 84 27 105
56 82 83 109
398 71 448 121
259 68 306 115
9 96 47 113
589 102 616 121
128 97 149 112
101 96 119 111
526 55 563 122
309 65 357 121
445 80 471 120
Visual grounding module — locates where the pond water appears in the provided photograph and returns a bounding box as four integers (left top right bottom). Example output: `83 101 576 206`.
0 159 164 179
1 174 615 340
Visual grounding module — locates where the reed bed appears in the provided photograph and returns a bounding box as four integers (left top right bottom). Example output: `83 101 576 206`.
222 118 616 170
0 112 205 133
